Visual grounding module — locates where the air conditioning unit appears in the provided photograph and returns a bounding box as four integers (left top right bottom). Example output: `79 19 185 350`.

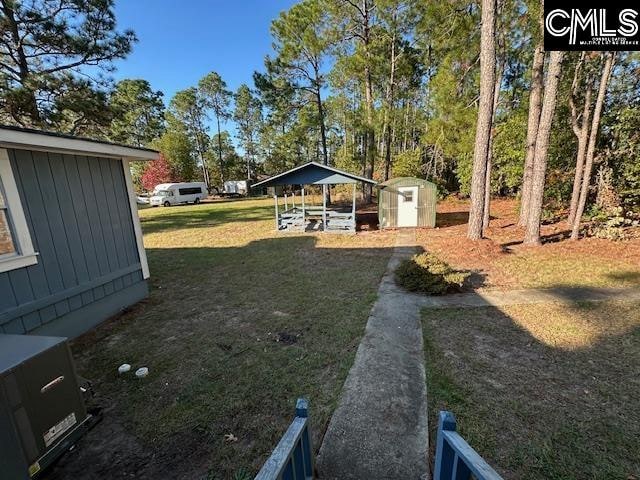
0 334 93 478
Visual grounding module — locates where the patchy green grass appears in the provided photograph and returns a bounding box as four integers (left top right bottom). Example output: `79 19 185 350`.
423 301 640 480
64 198 395 479
496 253 640 290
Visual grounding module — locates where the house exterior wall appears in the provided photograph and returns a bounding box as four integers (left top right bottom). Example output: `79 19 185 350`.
0 148 148 338
378 178 437 228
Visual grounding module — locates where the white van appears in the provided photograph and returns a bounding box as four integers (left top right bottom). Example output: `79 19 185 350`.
149 182 207 207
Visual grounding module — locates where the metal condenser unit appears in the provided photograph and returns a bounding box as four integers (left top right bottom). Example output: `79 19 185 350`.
0 334 92 478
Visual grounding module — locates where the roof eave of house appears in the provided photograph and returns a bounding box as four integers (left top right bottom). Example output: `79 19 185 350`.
0 125 159 161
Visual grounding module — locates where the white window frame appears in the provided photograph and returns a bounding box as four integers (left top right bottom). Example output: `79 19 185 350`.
0 148 38 273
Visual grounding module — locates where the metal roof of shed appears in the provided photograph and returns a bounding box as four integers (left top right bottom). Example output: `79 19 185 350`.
378 177 436 187
252 162 377 187
377 177 436 194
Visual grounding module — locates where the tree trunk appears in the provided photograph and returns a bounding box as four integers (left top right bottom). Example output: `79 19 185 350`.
402 100 409 151
523 51 564 245
362 0 375 203
519 43 544 227
567 53 593 224
383 26 397 181
483 63 503 232
247 143 252 180
216 115 224 186
467 0 496 240
570 52 615 240
192 126 209 189
315 85 331 204
315 86 329 166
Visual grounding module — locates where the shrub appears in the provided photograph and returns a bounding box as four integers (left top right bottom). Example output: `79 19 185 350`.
586 207 640 241
395 253 469 295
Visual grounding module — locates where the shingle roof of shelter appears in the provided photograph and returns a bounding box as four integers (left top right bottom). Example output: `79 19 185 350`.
252 162 377 187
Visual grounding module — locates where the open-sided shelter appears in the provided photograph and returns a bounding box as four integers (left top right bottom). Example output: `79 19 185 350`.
0 125 157 338
252 162 377 233
378 177 437 228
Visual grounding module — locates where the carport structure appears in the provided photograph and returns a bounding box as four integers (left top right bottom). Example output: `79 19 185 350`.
252 162 377 233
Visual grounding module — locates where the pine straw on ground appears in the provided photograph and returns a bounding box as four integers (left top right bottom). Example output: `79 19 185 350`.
417 197 640 291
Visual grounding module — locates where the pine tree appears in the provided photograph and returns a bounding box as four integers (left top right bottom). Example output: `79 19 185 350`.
523 51 564 245
0 0 135 130
467 0 496 240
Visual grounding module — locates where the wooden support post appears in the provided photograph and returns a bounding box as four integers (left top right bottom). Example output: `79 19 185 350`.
284 193 288 211
352 183 356 231
302 187 305 229
274 194 279 231
292 192 295 209
322 184 327 232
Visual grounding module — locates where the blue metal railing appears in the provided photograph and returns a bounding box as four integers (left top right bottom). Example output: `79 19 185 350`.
256 403 499 480
255 398 314 480
434 411 503 480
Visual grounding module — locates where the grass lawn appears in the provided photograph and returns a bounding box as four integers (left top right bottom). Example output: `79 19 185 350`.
418 198 640 291
423 300 640 479
50 198 395 480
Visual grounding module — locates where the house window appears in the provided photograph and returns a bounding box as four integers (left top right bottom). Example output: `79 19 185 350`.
0 180 16 256
0 149 38 273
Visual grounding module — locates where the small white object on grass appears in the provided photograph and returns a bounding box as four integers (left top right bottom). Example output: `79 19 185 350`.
135 367 149 378
224 433 238 443
118 363 131 374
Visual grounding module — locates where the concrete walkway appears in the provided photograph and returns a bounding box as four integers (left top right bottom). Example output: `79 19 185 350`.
317 229 429 480
419 285 640 309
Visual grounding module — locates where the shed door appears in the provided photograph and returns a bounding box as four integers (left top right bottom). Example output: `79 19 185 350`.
397 186 418 227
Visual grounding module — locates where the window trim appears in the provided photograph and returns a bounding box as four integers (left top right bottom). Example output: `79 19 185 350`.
122 158 150 279
0 148 38 273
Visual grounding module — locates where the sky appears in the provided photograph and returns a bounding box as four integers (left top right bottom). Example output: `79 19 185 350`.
110 0 298 134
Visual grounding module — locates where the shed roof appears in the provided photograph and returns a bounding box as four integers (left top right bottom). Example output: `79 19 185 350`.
378 177 436 188
0 124 159 161
377 177 437 195
252 162 377 187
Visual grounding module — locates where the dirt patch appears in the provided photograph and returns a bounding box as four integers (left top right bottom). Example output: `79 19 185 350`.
46 397 212 480
272 331 300 345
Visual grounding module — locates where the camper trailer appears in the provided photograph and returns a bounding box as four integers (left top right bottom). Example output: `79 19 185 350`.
150 182 207 207
222 180 248 197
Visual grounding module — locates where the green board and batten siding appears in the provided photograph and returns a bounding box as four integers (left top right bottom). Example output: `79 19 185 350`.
0 148 147 338
378 177 437 228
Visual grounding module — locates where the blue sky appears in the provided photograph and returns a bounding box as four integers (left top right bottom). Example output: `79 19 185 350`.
110 0 297 134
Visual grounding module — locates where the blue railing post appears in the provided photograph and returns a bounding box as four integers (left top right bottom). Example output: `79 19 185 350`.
433 410 502 480
295 398 308 418
255 398 314 480
296 398 314 479
434 411 457 480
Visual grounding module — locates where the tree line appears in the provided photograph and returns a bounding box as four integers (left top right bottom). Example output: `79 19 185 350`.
1 0 639 242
